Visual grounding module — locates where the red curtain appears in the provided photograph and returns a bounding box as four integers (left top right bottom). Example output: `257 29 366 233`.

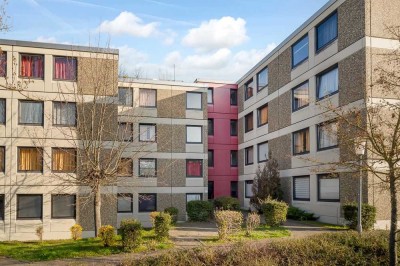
54 57 76 80
187 160 202 176
21 55 44 78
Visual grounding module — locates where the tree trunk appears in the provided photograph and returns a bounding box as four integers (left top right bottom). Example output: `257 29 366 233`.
94 187 102 237
389 172 398 266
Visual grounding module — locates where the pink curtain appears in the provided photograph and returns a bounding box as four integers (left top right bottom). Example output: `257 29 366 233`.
0 53 6 77
187 161 201 176
21 55 44 78
54 57 76 80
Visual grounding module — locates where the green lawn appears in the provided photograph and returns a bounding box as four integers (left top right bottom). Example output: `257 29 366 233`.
0 229 173 262
298 220 349 230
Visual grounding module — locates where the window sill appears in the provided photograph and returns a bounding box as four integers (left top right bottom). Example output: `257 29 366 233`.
317 145 339 152
293 151 310 156
292 104 309 113
293 198 310 202
292 58 309 70
316 90 339 102
51 217 76 219
316 37 338 54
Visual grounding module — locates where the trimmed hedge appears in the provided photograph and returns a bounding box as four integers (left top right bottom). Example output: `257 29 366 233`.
164 207 179 224
187 200 213 221
120 219 142 251
155 212 172 241
98 225 116 247
342 203 376 231
213 196 240 211
261 198 288 226
287 206 318 221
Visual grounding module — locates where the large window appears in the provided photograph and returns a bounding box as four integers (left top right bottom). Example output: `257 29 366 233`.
244 78 254 100
317 121 338 150
139 89 156 107
245 112 253 133
257 67 268 91
139 193 157 212
231 181 238 198
20 54 44 79
0 147 4 173
208 181 214 200
53 56 77 81
17 194 42 219
52 148 76 173
208 119 214 136
186 126 202 143
293 128 310 155
257 105 268 127
292 82 309 111
317 67 338 100
117 158 133 177
230 150 238 167
230 120 238 136
208 150 214 167
18 147 43 172
245 180 253 198
293 176 310 201
292 35 309 68
0 52 6 77
316 12 338 52
186 193 202 203
139 124 156 142
207 88 213 104
118 193 133 213
118 87 133 106
186 92 202 110
139 158 157 177
186 159 202 177
118 122 133 142
245 146 254 165
258 142 268 163
19 101 43 125
53 102 76 126
52 194 76 218
0 195 4 220
0 98 5 124
230 89 237 106
318 174 339 202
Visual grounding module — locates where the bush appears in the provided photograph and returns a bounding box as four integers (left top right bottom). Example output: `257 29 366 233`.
36 226 43 241
342 203 377 231
287 206 318 221
164 207 179 224
70 224 83 240
246 212 261 236
261 198 288 226
149 211 160 227
120 219 142 251
187 200 213 221
155 212 172 241
214 210 243 240
98 225 116 247
213 196 240 211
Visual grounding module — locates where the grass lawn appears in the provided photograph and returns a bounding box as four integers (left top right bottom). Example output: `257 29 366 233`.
0 229 173 262
297 220 349 230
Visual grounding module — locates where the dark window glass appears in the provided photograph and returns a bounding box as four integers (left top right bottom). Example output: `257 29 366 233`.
17 195 42 219
0 98 5 124
230 181 238 198
244 79 254 100
208 181 214 200
186 159 203 177
316 12 338 51
54 56 77 81
257 105 268 127
230 120 238 136
0 52 6 77
20 54 44 79
208 119 214 136
53 102 76 126
257 67 268 91
118 193 133 213
245 112 253 132
0 147 4 173
117 158 133 177
118 87 133 106
317 67 338 100
118 122 133 142
19 101 43 125
293 176 310 201
52 194 76 218
0 195 4 220
292 35 309 67
245 146 254 165
293 128 310 155
230 89 237 106
139 193 157 212
257 142 268 163
207 88 213 104
292 82 309 111
208 150 214 167
139 158 157 177
230 150 238 167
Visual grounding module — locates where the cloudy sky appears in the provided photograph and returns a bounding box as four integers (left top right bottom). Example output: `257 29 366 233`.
4 0 328 82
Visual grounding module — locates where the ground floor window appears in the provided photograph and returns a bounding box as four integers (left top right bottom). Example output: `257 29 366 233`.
208 181 214 200
245 180 254 198
318 174 340 202
118 193 133 213
139 193 157 212
186 193 202 203
17 194 42 219
293 176 310 201
52 194 76 218
0 195 4 220
231 181 238 198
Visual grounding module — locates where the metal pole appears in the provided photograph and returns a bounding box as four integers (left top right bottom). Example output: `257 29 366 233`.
357 155 363 234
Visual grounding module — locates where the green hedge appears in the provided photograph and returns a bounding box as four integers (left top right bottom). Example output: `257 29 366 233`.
98 225 116 247
213 196 240 211
187 200 213 221
261 199 288 226
342 203 376 231
155 212 172 241
287 206 318 221
164 207 179 224
120 219 142 251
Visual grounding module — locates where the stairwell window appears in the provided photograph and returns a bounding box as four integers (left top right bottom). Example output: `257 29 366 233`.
245 180 254 198
207 88 213 104
230 120 238 136
230 150 238 167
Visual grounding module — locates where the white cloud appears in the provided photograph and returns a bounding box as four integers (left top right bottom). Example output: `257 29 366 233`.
182 17 248 52
98 11 158 37
118 45 149 75
162 29 177 45
34 36 58 43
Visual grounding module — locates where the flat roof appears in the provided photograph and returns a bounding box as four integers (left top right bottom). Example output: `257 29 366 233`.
118 77 207 88
236 0 337 85
0 39 119 55
194 78 235 85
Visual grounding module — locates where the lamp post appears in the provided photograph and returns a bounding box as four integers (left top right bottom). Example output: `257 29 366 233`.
355 139 367 234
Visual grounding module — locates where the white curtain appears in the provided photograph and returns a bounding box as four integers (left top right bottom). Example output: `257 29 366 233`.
294 177 310 200
318 122 338 149
53 102 76 125
186 126 202 143
318 68 338 99
187 92 202 109
20 101 43 124
140 89 156 107
245 181 254 197
319 177 339 200
140 124 156 141
246 147 254 164
186 194 201 203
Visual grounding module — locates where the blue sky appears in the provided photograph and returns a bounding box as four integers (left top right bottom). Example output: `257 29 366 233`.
4 0 329 82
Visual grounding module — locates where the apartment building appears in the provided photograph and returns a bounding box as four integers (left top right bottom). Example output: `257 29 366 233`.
237 0 400 226
195 79 238 199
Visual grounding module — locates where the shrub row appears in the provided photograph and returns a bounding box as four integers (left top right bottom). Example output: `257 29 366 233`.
287 206 318 221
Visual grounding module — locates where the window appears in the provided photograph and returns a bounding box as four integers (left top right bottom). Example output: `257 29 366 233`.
245 180 253 198
186 92 202 110
52 148 76 172
139 193 157 212
244 78 254 100
186 193 202 203
258 142 268 163
208 150 214 167
318 174 340 202
257 105 268 127
20 54 44 79
292 82 309 111
0 98 5 124
245 146 254 165
117 158 133 177
118 122 133 142
230 150 238 167
53 102 76 126
0 195 4 220
208 181 214 200
139 89 156 107
316 12 338 52
18 147 43 172
292 35 309 68
118 87 133 106
186 126 202 143
208 119 214 136
118 193 133 213
52 194 76 218
53 56 77 81
317 67 338 100
0 52 6 77
293 176 310 201
231 181 238 198
230 89 237 106
230 120 238 136
245 112 253 132
19 101 43 125
139 124 156 142
207 88 213 104
17 195 42 219
0 147 4 172
139 158 157 177
257 67 268 91
317 121 338 150
186 159 203 177
293 128 310 155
